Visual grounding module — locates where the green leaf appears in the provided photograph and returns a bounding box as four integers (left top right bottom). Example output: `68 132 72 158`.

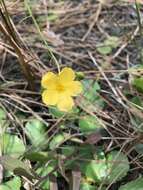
76 71 85 80
49 106 79 118
81 160 108 182
49 133 65 150
61 146 75 157
0 156 37 180
119 177 143 190
97 46 112 55
104 36 119 48
24 151 49 162
0 133 25 158
63 145 94 170
80 150 129 184
0 176 21 190
82 80 105 109
80 151 107 182
0 108 9 128
49 107 65 118
131 113 143 132
83 80 100 102
25 119 48 147
79 115 103 135
131 96 143 107
0 108 6 120
36 161 57 190
132 77 143 93
80 183 97 190
106 151 129 183
97 36 119 55
47 13 58 22
135 143 143 154
79 145 94 159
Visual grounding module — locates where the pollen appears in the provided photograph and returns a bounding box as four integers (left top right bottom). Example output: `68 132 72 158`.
56 83 65 92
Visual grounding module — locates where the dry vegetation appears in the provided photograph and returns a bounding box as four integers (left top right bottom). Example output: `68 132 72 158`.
0 0 143 190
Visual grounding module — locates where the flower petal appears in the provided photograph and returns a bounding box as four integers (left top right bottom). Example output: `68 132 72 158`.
59 67 75 83
41 72 57 89
57 96 74 112
42 90 58 106
67 81 82 96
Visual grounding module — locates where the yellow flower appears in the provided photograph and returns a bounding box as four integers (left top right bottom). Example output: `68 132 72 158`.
41 67 82 112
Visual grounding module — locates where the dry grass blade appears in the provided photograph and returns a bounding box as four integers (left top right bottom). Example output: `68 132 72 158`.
50 176 58 190
70 171 81 190
82 3 102 41
0 164 3 184
0 1 35 89
0 0 143 189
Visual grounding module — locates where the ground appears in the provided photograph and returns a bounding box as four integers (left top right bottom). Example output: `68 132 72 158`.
0 0 143 190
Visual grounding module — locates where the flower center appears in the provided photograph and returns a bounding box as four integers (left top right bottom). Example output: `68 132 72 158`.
56 83 65 92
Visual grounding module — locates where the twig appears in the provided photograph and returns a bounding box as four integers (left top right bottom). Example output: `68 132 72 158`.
82 3 102 41
0 1 35 89
0 21 34 90
112 26 139 59
88 51 125 106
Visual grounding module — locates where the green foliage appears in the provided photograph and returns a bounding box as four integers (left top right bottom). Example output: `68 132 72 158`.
0 156 36 180
0 108 6 120
106 151 129 183
129 96 143 132
78 145 95 159
1 0 141 189
24 151 49 162
47 11 58 22
131 96 143 107
36 167 50 189
135 143 143 154
36 161 57 190
49 106 79 118
79 115 103 135
129 65 143 93
80 150 129 185
80 183 97 190
0 108 9 128
49 133 66 150
82 80 100 102
82 80 105 109
76 71 85 80
81 159 108 182
119 177 143 190
0 177 21 190
80 150 107 182
97 36 119 55
49 107 65 118
63 145 95 169
25 119 48 147
61 146 75 156
0 133 25 158
97 46 112 55
132 77 143 93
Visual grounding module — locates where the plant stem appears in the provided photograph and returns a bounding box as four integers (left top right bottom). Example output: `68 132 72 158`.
24 0 60 73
